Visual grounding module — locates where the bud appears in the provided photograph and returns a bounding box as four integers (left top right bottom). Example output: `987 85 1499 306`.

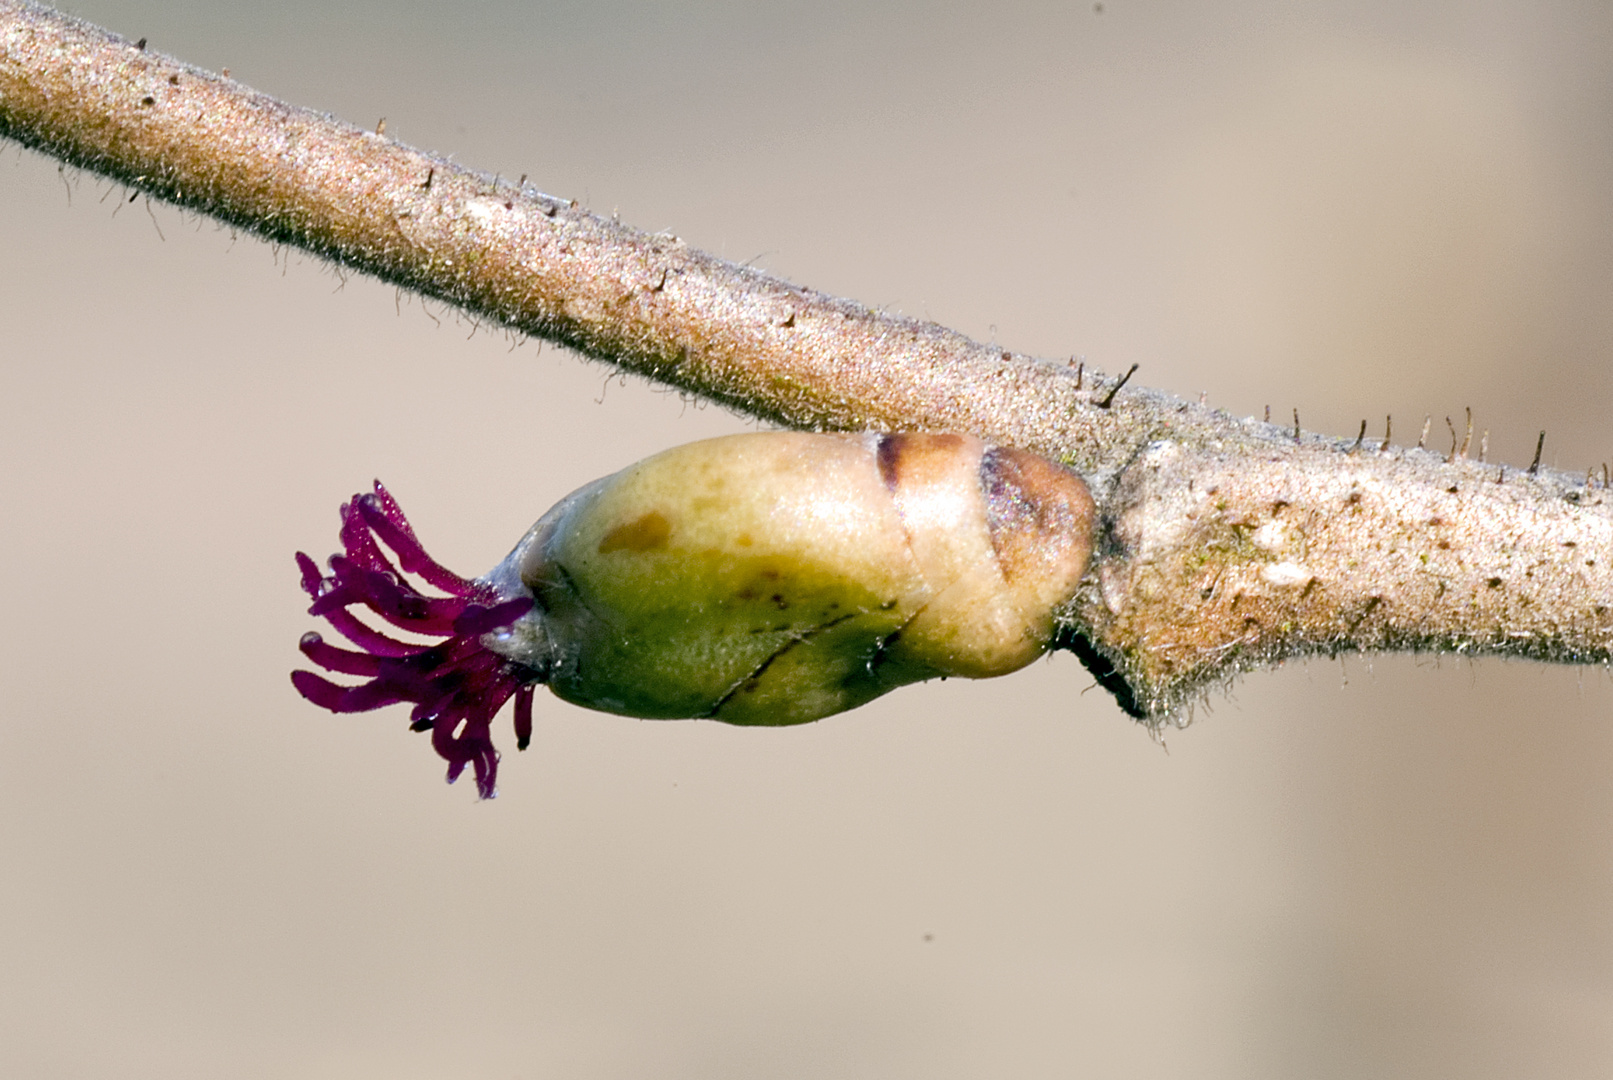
293 432 1094 795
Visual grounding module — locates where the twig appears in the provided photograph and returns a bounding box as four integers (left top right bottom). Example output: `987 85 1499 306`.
1 0 1608 721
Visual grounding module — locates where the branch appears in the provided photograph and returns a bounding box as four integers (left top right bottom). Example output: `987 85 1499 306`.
3 0 1608 721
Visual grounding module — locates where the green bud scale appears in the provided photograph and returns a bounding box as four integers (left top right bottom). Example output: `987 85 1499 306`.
293 432 1095 796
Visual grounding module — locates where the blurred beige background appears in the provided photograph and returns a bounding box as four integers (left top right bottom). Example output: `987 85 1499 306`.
3 1 1610 1076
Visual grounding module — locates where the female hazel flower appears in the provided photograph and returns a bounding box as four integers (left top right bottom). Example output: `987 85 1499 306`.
293 432 1096 797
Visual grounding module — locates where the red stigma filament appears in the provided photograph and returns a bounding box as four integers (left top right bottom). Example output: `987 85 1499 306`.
291 482 536 798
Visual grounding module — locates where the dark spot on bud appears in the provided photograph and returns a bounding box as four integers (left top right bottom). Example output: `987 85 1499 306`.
597 510 671 554
876 432 965 493
141 96 155 106
1486 577 1503 588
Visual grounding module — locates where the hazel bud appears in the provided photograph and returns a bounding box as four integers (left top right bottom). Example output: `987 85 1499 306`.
292 432 1095 795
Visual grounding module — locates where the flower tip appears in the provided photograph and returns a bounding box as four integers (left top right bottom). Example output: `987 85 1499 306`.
294 551 322 594
515 685 535 751
291 668 346 711
441 748 500 799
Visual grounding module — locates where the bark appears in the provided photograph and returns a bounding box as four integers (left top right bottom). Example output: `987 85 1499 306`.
3 0 1608 721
